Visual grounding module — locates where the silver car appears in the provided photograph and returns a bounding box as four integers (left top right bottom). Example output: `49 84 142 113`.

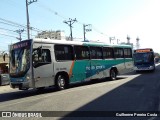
0 74 10 86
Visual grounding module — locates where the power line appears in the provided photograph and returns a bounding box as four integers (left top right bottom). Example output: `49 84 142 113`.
15 29 24 41
0 33 17 38
0 27 36 38
0 20 42 36
2 1 109 41
0 17 42 33
34 1 110 39
36 2 68 20
0 21 23 28
0 18 26 29
0 27 18 33
92 25 108 37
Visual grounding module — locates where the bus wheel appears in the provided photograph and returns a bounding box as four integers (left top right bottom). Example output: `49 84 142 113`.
110 69 117 80
56 75 67 90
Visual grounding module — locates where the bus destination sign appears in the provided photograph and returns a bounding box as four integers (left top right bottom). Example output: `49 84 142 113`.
12 40 31 49
135 49 152 53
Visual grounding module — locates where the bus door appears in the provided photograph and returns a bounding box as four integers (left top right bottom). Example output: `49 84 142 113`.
113 48 126 74
124 48 133 73
72 60 91 82
72 46 91 82
32 46 54 88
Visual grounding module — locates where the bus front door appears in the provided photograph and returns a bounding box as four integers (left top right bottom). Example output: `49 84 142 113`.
32 47 54 88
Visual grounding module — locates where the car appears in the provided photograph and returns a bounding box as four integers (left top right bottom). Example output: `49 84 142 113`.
154 57 159 63
0 74 10 86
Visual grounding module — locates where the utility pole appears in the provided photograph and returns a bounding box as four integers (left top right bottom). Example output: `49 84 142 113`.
63 18 77 41
83 24 92 42
15 29 24 41
127 35 130 44
109 36 115 44
26 0 37 39
117 39 120 44
136 37 140 49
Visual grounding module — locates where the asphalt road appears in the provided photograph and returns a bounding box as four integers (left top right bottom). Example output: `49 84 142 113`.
1 64 160 120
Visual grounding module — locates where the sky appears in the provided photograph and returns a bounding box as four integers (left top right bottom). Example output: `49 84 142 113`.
0 0 160 52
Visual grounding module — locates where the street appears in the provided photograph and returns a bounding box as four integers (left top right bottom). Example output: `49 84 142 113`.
1 64 160 120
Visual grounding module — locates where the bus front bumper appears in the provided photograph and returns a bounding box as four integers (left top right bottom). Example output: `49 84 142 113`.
10 82 29 90
134 66 155 71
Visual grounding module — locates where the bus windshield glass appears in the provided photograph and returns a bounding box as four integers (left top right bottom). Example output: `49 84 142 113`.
10 40 31 77
134 52 154 64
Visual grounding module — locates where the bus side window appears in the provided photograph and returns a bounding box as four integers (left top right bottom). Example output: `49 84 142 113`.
114 48 124 58
54 45 74 61
90 47 103 59
32 48 51 68
124 48 132 58
103 47 114 59
74 46 89 60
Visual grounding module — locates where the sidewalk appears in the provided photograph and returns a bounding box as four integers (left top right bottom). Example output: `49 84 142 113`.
0 85 16 93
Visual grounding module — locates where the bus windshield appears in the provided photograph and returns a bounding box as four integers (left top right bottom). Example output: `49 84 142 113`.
134 52 154 64
10 41 31 77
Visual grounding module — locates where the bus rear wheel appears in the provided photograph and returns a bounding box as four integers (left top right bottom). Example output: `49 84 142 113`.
56 74 67 90
110 69 117 80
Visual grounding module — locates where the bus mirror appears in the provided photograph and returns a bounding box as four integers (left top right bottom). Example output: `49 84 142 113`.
3 54 5 61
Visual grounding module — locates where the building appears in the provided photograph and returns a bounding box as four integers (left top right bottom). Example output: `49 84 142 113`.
0 54 9 74
36 30 66 40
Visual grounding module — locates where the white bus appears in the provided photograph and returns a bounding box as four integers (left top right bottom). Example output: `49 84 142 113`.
9 38 133 90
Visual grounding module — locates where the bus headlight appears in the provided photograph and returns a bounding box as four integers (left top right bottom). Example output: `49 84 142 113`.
149 66 154 69
26 74 30 80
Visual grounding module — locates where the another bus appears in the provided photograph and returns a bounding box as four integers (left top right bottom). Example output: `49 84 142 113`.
133 48 155 72
9 39 133 90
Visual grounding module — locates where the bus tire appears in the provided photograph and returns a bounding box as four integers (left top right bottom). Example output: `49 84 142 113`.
110 69 117 80
56 74 67 90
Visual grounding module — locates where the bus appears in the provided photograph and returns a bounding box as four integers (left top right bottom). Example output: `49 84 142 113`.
9 38 133 90
133 48 155 72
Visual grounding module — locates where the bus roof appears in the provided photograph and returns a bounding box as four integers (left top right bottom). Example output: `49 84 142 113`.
30 38 132 48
